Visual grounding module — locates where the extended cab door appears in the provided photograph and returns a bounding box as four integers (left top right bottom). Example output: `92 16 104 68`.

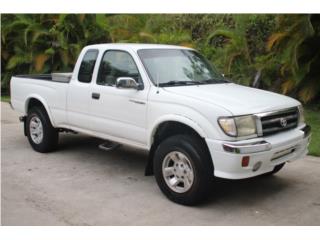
67 49 99 129
89 49 149 146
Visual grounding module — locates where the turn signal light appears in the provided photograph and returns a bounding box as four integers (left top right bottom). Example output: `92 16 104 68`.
242 156 250 167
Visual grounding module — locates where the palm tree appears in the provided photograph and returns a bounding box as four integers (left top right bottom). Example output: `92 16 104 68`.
2 14 319 103
265 14 320 103
1 14 112 93
206 15 257 85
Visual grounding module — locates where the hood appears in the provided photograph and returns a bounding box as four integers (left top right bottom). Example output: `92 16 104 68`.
163 83 300 116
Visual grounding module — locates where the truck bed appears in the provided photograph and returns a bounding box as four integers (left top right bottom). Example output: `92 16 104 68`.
10 73 71 126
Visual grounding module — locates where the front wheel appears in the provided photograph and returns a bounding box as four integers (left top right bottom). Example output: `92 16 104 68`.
262 163 285 176
26 106 59 153
153 134 213 206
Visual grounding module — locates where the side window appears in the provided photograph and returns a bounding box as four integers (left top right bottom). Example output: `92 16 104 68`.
78 50 99 83
97 50 140 86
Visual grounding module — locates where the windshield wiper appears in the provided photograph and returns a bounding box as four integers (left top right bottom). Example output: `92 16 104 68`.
159 80 202 87
159 78 229 87
202 78 230 84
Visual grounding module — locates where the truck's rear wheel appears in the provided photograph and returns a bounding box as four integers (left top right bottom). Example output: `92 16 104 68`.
153 134 213 206
26 107 59 153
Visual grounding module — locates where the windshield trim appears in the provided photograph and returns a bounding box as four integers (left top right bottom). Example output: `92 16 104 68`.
137 48 227 87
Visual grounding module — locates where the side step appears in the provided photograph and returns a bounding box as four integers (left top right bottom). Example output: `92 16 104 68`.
99 140 121 151
59 128 78 134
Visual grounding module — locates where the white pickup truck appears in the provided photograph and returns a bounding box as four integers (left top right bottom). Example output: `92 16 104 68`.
10 43 311 205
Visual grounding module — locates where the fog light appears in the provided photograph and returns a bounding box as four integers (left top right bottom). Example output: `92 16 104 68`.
252 161 262 172
242 156 250 167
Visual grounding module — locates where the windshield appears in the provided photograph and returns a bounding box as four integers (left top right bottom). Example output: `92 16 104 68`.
137 49 227 87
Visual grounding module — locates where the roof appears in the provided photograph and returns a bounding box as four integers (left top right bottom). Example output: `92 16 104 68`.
85 43 193 51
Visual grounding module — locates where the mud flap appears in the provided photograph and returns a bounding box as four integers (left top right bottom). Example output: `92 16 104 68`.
145 145 155 176
19 116 27 136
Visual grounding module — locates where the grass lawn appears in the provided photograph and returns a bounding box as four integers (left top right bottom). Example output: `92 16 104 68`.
305 106 320 157
1 95 10 102
1 95 319 156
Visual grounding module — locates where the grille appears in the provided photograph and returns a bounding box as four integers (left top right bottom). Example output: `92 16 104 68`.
259 107 299 136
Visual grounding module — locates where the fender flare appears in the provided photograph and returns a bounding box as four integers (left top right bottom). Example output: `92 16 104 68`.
148 114 207 149
145 114 208 176
24 94 56 127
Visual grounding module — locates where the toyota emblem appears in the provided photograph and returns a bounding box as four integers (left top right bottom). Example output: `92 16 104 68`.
280 118 287 127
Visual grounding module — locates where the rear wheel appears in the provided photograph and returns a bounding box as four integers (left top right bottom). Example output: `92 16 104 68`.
26 106 59 153
154 134 213 206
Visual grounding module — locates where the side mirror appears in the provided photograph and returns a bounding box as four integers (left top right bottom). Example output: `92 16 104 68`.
116 77 142 90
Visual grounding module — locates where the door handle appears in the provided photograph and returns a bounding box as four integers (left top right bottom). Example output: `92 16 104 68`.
92 92 100 100
129 99 146 105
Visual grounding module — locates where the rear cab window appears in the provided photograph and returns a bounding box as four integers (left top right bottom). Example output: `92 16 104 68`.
78 50 99 83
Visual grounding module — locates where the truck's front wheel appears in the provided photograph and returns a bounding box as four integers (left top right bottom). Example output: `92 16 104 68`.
26 107 59 153
262 163 285 176
154 134 213 206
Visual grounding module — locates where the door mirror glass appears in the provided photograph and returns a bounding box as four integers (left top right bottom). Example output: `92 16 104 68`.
116 77 141 90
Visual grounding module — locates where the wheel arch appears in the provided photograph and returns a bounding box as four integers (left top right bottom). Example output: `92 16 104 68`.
145 115 211 176
25 95 55 126
148 115 207 148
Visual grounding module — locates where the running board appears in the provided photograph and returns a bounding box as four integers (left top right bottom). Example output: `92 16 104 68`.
99 141 121 151
59 128 78 134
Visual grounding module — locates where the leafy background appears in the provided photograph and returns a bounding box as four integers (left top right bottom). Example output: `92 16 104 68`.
1 14 320 104
1 14 319 156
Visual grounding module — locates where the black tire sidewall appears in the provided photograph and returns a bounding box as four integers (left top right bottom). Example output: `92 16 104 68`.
261 163 285 177
271 162 286 174
154 134 213 205
26 107 58 153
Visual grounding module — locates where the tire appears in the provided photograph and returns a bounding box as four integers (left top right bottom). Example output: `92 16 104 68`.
26 106 59 153
153 134 213 206
263 163 285 176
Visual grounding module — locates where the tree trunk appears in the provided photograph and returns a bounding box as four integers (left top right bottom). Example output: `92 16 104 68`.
252 69 262 88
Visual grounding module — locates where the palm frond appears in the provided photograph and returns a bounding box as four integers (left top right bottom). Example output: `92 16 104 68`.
267 32 287 51
34 54 49 72
6 55 31 70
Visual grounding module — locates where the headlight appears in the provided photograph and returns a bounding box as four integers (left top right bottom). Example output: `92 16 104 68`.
218 115 257 137
218 118 237 136
298 105 305 124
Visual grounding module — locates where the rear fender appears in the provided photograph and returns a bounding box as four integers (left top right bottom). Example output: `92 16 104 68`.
25 94 56 127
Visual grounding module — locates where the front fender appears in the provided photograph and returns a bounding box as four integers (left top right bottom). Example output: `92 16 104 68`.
148 114 207 148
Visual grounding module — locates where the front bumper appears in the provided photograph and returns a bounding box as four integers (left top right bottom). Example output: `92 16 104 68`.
206 125 311 179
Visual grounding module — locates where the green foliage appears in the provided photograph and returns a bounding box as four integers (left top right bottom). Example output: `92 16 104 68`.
1 14 319 103
305 106 320 156
262 15 320 103
1 95 11 102
206 15 276 86
1 14 110 93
